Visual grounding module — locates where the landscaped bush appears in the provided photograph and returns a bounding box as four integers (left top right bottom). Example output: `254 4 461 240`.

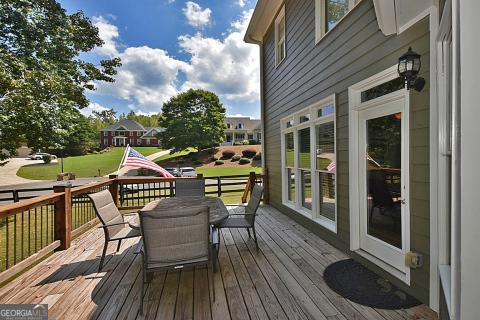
253 153 261 161
233 140 250 146
222 150 235 159
239 157 251 165
210 156 218 161
187 151 198 158
207 148 217 155
42 155 52 164
215 160 225 165
248 139 259 145
231 155 241 161
194 160 202 165
242 149 257 158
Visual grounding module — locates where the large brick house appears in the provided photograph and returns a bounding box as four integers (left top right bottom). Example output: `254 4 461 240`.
100 119 164 147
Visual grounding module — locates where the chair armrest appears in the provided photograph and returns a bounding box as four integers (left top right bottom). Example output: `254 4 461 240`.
98 221 129 228
123 212 138 217
134 241 144 255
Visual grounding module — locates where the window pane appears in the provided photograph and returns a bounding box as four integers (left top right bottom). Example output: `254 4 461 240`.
316 122 335 170
326 0 349 32
361 77 404 103
301 170 312 210
287 168 296 202
300 114 310 123
318 172 336 220
298 128 311 168
285 132 294 167
318 104 334 117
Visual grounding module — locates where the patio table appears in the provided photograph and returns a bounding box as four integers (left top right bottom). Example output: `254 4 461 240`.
136 196 229 226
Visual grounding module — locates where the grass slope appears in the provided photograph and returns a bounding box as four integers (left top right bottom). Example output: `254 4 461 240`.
17 147 163 180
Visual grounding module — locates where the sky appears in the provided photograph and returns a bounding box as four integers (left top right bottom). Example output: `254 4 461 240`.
59 0 260 119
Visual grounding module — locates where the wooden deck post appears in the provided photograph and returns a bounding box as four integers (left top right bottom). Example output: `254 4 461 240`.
263 168 270 205
109 174 119 206
53 184 72 250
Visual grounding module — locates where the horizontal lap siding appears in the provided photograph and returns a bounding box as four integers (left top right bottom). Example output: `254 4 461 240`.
262 0 430 303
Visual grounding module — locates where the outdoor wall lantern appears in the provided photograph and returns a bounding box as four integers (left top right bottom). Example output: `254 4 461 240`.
398 47 426 92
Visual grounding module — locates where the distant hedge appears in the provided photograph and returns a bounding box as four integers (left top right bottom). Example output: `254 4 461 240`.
222 150 235 159
239 158 251 165
253 153 261 161
231 155 241 161
215 160 225 165
242 149 257 158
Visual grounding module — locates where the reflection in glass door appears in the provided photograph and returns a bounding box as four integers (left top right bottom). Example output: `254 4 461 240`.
366 113 402 249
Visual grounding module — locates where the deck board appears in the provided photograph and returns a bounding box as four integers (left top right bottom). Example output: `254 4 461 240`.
0 205 437 320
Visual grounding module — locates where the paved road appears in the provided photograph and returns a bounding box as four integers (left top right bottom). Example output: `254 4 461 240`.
0 158 46 186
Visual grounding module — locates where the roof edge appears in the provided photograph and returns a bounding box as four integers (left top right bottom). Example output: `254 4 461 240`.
244 0 283 44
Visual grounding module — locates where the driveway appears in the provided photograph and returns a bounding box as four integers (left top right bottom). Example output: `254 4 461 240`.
0 158 45 186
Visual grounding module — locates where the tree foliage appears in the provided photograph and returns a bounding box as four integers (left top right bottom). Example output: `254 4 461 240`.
125 111 161 127
159 89 226 153
0 0 121 160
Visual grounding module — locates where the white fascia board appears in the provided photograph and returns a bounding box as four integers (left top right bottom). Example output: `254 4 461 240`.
373 0 397 35
244 0 283 44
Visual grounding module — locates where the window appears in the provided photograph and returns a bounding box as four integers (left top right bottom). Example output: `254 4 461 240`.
248 134 254 140
315 0 357 43
237 123 244 129
227 123 232 129
275 6 286 66
281 95 337 231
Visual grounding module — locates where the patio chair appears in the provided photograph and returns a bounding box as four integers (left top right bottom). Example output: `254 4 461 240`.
136 205 215 314
175 178 205 197
218 184 264 249
87 189 141 271
368 170 401 222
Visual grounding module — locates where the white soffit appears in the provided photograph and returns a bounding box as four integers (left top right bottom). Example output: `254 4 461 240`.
373 0 433 35
244 0 282 44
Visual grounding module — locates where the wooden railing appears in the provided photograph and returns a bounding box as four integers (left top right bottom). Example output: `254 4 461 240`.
0 172 268 283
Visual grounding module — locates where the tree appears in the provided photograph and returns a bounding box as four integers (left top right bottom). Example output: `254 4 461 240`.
159 89 226 153
0 0 121 161
126 111 160 127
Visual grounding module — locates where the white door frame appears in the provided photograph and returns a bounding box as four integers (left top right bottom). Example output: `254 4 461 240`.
349 65 411 284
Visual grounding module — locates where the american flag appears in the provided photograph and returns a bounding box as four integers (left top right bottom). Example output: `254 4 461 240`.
326 161 336 172
121 146 174 178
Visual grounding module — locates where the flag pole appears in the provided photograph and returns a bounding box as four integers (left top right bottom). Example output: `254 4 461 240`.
117 144 130 176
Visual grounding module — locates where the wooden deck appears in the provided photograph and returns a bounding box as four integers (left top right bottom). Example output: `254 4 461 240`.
0 205 437 320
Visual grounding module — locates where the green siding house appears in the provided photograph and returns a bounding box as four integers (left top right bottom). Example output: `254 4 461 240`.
245 0 480 319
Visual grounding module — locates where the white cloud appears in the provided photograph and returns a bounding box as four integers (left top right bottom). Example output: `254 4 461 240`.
95 46 188 113
237 0 246 7
90 12 259 114
92 16 119 57
80 102 109 116
183 2 212 28
227 113 255 119
179 10 260 102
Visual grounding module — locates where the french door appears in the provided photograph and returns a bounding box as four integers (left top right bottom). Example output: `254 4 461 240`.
358 95 409 273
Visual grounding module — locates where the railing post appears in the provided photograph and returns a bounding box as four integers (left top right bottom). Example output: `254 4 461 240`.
217 176 222 197
196 173 204 179
53 183 72 250
12 190 19 203
263 168 270 205
248 171 256 193
109 174 119 206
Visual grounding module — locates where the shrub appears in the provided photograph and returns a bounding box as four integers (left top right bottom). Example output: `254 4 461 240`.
210 156 218 161
215 160 224 165
233 141 243 146
242 149 257 158
187 151 198 158
207 148 217 155
231 155 241 161
42 154 52 164
253 153 261 161
239 157 251 165
222 150 235 159
194 160 202 165
248 139 258 145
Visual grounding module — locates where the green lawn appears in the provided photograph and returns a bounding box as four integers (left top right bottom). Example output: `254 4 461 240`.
196 166 262 177
17 147 163 180
153 148 196 162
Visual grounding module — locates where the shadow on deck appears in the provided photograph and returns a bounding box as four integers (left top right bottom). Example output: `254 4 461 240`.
0 205 437 319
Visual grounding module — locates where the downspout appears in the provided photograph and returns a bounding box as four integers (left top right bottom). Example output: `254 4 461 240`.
259 44 266 172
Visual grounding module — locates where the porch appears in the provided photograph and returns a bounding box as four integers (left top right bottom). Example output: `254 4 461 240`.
0 204 436 319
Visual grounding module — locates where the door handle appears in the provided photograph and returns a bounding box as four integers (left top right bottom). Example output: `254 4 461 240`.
399 198 406 205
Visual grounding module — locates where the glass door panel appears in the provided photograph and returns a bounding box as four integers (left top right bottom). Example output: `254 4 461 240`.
366 113 402 249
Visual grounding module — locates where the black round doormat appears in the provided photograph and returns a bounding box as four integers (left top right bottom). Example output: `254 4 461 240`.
323 259 421 309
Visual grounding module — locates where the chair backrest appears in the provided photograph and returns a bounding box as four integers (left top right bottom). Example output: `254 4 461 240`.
368 170 395 208
139 206 210 266
245 184 264 216
175 178 205 197
87 189 124 239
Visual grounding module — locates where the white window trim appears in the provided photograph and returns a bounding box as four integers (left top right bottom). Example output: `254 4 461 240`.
348 65 411 284
275 5 286 67
315 0 359 44
281 94 337 233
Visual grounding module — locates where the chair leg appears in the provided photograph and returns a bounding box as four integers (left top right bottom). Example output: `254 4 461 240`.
211 262 216 301
116 239 122 252
247 228 251 238
213 244 219 273
99 239 108 272
139 267 145 315
252 226 259 250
